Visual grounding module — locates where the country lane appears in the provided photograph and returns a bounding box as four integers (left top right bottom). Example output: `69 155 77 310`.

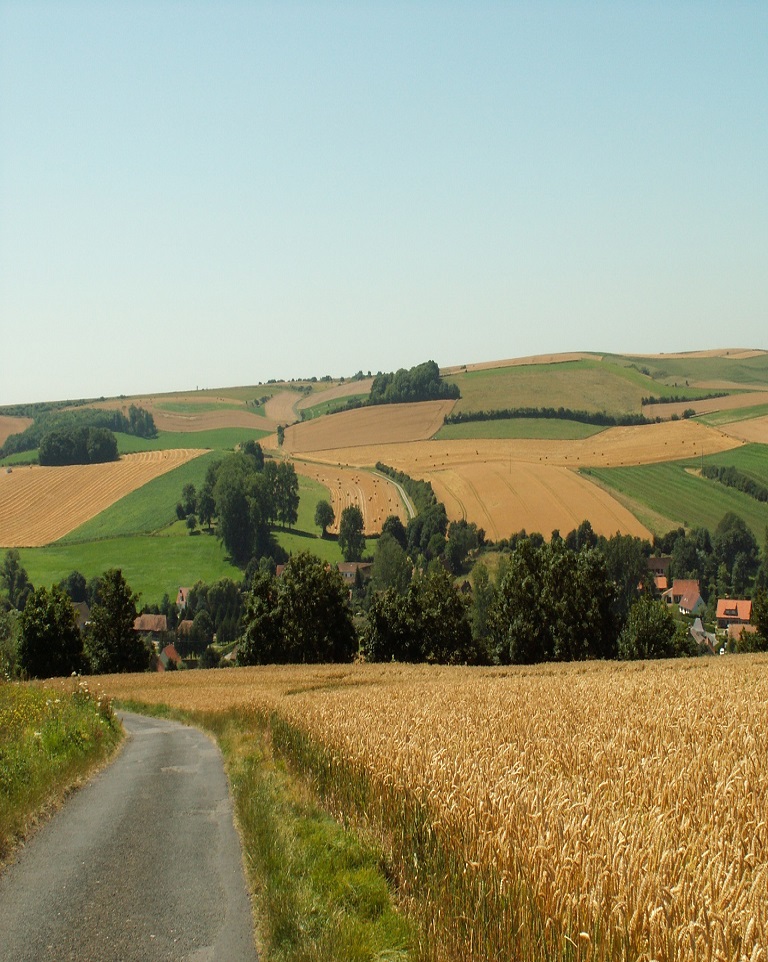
0 712 258 961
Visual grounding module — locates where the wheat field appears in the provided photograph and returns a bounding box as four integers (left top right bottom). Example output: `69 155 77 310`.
102 657 768 962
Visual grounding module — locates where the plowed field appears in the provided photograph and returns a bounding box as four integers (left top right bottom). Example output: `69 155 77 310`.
296 378 375 412
292 461 408 535
281 400 454 454
264 390 302 426
642 390 768 420
0 449 205 547
720 414 768 444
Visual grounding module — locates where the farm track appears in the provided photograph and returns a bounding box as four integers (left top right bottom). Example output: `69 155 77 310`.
0 450 205 547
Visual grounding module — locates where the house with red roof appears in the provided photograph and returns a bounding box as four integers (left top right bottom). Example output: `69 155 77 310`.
716 598 752 630
662 579 705 617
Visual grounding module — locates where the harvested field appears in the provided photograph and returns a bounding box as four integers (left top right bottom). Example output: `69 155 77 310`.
0 416 33 448
0 449 205 547
429 461 650 541
720 414 768 444
306 419 741 471
282 400 454 454
264 390 302 426
297 420 739 539
292 461 408 535
441 352 598 374
100 657 768 962
642 390 768 420
296 378 374 411
626 347 765 360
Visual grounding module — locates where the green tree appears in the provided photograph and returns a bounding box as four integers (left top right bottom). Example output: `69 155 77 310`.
0 608 20 677
0 549 33 611
713 513 758 584
314 499 335 538
58 570 87 603
470 562 496 643
186 513 198 534
275 461 299 528
238 553 356 664
19 585 84 678
181 483 197 516
370 532 411 595
617 595 688 660
338 505 365 562
747 589 768 652
85 569 148 673
381 514 407 550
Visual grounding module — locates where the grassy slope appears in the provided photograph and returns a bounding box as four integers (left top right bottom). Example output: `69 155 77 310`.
583 456 768 538
116 427 270 453
300 393 369 420
605 352 768 387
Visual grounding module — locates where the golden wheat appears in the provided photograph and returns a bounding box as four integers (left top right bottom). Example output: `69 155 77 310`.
101 657 768 962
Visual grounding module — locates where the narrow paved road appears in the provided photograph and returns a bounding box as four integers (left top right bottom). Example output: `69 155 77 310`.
0 712 258 961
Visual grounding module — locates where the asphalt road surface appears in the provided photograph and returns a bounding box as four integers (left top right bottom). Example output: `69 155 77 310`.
0 712 258 961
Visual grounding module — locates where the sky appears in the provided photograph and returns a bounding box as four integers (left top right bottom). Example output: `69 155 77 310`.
1 1 766 406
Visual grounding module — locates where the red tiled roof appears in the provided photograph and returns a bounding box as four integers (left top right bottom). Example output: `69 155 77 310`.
716 599 752 622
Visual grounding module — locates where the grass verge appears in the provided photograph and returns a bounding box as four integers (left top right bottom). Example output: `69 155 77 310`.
117 700 413 962
0 677 122 868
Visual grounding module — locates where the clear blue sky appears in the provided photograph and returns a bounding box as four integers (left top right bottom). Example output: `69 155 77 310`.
1 1 766 405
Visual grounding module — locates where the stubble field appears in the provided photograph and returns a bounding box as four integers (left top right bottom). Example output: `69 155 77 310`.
0 450 205 547
101 656 768 962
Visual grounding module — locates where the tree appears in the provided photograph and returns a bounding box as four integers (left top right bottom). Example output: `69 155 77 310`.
364 567 480 664
314 499 335 538
58 570 87 603
0 607 20 677
238 553 356 664
748 588 768 652
381 514 407 550
181 483 197 516
275 461 299 527
598 532 651 628
186 513 198 534
370 532 411 595
0 549 33 611
713 513 758 584
85 569 148 673
338 505 365 562
617 595 691 660
19 585 84 678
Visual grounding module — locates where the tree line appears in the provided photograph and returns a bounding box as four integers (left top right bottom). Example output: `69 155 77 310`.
38 426 118 465
0 404 157 459
321 360 460 417
700 464 768 503
444 406 654 428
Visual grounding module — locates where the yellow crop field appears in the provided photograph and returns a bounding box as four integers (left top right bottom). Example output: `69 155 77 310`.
292 460 409 534
721 414 768 445
428 461 651 541
101 657 768 962
282 400 455 454
642 391 768 421
77 395 275 433
0 449 205 547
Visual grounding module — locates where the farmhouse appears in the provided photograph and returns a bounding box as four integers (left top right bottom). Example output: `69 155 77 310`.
662 579 705 617
337 562 372 585
134 613 168 645
157 643 183 671
176 587 191 611
716 599 752 630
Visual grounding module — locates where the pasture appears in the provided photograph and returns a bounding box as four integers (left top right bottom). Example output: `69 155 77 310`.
101 657 768 962
608 349 768 388
18 528 242 605
115 427 271 453
435 417 606 441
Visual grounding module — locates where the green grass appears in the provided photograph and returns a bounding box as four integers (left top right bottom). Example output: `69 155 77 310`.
605 352 768 388
0 679 122 867
689 443 768 483
697 403 768 427
116 427 270 453
58 451 222 543
300 394 369 421
444 358 664 416
19 531 242 606
154 400 245 414
435 418 606 441
583 461 768 539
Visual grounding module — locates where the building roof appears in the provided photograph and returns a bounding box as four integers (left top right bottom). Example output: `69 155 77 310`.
177 619 194 635
647 556 671 575
679 587 704 613
134 613 168 634
727 622 757 640
716 599 752 622
654 575 669 592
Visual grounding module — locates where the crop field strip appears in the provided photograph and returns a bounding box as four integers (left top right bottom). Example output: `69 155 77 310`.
641 390 768 421
291 460 408 535
102 657 768 962
0 415 34 449
0 449 205 547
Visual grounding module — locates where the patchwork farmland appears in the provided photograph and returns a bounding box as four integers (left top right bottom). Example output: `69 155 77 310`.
0 450 205 547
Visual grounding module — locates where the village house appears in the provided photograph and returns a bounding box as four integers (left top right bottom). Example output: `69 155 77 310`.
337 562 372 585
133 613 168 647
157 643 183 671
716 598 752 630
662 579 706 617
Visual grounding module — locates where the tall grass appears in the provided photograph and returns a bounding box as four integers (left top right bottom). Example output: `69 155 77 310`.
0 676 121 865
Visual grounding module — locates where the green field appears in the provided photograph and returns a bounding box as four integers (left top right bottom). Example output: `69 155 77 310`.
300 393 369 420
443 359 706 417
697 403 768 427
584 460 768 539
435 418 606 441
18 529 243 606
58 451 222 544
605 352 768 388
116 427 270 453
20 468 348 604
